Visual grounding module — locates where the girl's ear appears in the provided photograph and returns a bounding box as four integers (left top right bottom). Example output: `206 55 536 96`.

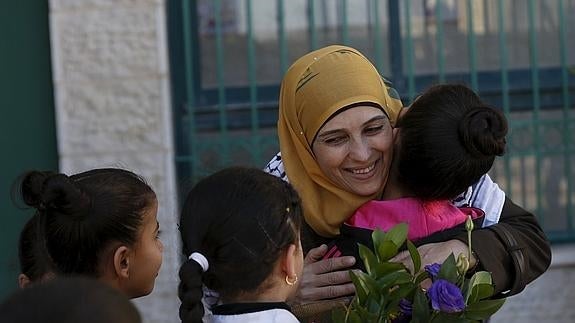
282 244 299 280
112 246 131 279
18 273 31 289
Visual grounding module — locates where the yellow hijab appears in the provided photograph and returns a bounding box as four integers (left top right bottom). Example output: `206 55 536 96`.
278 45 403 237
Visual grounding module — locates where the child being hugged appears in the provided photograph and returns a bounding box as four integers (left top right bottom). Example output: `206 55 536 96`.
328 84 508 264
17 168 163 298
178 167 303 323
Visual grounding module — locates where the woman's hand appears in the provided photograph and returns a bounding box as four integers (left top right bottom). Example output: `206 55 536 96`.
292 244 357 305
391 239 477 273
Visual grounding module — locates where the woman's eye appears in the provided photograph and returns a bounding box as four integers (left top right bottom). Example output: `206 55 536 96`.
324 136 347 145
364 125 384 135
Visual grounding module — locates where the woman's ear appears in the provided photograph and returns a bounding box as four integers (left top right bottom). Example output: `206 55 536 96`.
392 108 407 141
112 246 131 279
18 273 31 289
393 126 401 145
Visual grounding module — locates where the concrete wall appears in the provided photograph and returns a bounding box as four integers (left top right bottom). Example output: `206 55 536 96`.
48 1 178 322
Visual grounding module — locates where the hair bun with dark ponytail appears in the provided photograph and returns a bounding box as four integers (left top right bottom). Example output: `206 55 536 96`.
19 171 54 210
20 171 91 219
16 168 156 280
458 106 508 158
396 84 510 201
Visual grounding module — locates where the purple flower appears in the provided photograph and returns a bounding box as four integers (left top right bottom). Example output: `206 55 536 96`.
392 299 413 323
428 279 466 313
424 263 441 278
399 299 412 315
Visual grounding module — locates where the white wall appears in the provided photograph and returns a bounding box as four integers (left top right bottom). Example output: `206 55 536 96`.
49 1 178 322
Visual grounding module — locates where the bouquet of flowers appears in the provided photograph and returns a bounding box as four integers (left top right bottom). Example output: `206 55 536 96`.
332 217 505 323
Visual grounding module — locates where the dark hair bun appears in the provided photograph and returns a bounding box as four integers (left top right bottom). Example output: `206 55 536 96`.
459 107 508 158
20 171 53 209
21 171 90 218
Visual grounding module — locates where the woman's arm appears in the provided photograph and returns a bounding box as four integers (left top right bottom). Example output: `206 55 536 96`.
454 197 551 297
265 154 551 298
393 198 551 297
452 173 551 295
391 196 551 297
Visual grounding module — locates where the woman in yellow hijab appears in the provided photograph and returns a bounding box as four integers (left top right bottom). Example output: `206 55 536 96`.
267 45 550 315
277 45 403 238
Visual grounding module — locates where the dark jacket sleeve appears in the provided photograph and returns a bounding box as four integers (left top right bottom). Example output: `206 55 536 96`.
454 197 551 297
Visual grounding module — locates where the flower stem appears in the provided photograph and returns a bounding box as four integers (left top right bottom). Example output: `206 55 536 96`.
465 215 473 259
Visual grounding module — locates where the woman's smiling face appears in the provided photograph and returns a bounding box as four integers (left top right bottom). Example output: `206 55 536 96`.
312 105 394 197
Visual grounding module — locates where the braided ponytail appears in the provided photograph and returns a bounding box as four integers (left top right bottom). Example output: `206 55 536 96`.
178 259 206 323
178 167 303 322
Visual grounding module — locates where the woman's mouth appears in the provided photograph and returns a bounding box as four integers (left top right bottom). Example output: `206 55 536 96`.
346 161 378 176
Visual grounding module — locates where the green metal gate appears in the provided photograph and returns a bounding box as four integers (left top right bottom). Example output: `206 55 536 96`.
168 0 575 242
0 1 59 299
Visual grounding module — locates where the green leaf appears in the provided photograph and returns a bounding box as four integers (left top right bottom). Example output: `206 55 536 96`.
465 271 494 303
358 244 378 275
438 254 460 284
349 271 368 304
430 312 467 323
366 298 381 314
414 271 431 286
350 271 380 306
383 222 408 247
406 240 421 274
467 271 493 289
377 240 399 262
460 278 470 300
467 284 494 305
331 307 346 323
411 288 431 323
377 271 413 291
353 304 378 322
389 283 416 303
464 299 506 320
373 261 406 277
347 310 363 323
372 229 386 250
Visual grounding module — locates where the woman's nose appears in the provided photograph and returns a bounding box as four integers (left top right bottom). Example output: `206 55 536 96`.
349 138 371 161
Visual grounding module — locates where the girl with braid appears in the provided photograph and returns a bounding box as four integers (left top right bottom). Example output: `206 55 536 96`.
178 167 304 323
